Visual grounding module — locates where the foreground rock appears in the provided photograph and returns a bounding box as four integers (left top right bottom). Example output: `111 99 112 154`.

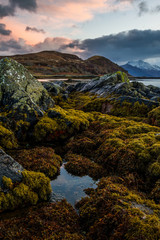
0 58 54 122
0 149 23 187
0 149 51 212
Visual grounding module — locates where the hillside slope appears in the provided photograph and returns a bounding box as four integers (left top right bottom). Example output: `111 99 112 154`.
0 51 126 76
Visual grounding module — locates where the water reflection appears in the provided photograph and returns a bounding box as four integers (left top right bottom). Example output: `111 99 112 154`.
50 164 97 206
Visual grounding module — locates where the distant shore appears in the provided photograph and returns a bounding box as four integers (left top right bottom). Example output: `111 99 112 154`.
34 74 98 79
130 76 160 80
35 74 160 81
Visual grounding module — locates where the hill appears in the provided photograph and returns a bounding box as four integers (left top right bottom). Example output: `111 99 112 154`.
0 51 126 77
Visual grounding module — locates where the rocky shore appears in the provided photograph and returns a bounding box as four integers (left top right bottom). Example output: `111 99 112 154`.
1 58 160 239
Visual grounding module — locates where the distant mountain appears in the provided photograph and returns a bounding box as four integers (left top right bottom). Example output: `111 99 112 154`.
0 51 126 76
121 60 160 77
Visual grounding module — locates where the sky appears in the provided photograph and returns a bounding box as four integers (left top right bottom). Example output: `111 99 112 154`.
0 0 160 65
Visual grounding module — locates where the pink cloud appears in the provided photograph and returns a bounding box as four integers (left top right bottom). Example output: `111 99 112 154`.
38 0 132 22
34 37 84 55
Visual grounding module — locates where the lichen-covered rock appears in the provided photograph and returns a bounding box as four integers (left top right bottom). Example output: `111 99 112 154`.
0 58 55 122
0 149 23 187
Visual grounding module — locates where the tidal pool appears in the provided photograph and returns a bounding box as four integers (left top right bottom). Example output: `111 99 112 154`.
50 164 97 206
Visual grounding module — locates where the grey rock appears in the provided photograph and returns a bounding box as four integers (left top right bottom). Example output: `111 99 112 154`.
151 96 160 102
0 149 24 187
42 81 69 99
42 82 63 96
73 72 160 100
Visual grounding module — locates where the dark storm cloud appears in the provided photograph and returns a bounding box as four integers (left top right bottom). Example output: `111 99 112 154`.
0 0 37 18
0 39 24 51
10 0 37 11
0 38 32 54
137 1 160 16
0 23 12 35
25 26 45 34
152 5 160 13
0 4 14 18
63 29 160 62
1 29 160 63
138 1 149 16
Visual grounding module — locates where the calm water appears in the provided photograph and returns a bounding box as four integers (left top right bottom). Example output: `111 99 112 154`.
50 164 97 206
134 79 160 88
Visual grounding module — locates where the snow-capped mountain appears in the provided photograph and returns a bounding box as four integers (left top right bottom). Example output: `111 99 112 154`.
121 60 160 77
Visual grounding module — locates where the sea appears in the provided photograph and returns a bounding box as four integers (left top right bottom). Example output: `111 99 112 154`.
133 79 160 88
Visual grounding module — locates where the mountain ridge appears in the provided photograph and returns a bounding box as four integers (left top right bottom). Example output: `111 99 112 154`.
121 60 160 77
0 51 127 76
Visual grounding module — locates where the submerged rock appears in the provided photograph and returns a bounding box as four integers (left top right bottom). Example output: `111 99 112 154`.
0 149 24 187
0 58 54 122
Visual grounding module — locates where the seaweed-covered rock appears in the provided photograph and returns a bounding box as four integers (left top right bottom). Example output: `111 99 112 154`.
10 147 62 178
34 105 94 142
76 177 160 240
83 96 159 116
0 200 85 240
0 58 54 122
0 149 24 187
0 170 51 212
0 149 52 212
148 106 160 126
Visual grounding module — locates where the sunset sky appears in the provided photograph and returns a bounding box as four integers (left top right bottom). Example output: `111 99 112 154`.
0 0 160 64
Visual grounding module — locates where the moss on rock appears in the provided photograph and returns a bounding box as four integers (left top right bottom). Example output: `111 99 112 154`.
0 123 18 149
34 105 94 142
0 170 51 212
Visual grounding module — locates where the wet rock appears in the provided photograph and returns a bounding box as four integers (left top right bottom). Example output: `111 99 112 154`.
42 82 63 96
42 81 69 99
0 149 24 187
0 58 55 122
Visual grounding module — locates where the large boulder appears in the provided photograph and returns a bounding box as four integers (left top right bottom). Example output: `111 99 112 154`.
70 71 160 100
0 149 24 187
0 58 55 122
